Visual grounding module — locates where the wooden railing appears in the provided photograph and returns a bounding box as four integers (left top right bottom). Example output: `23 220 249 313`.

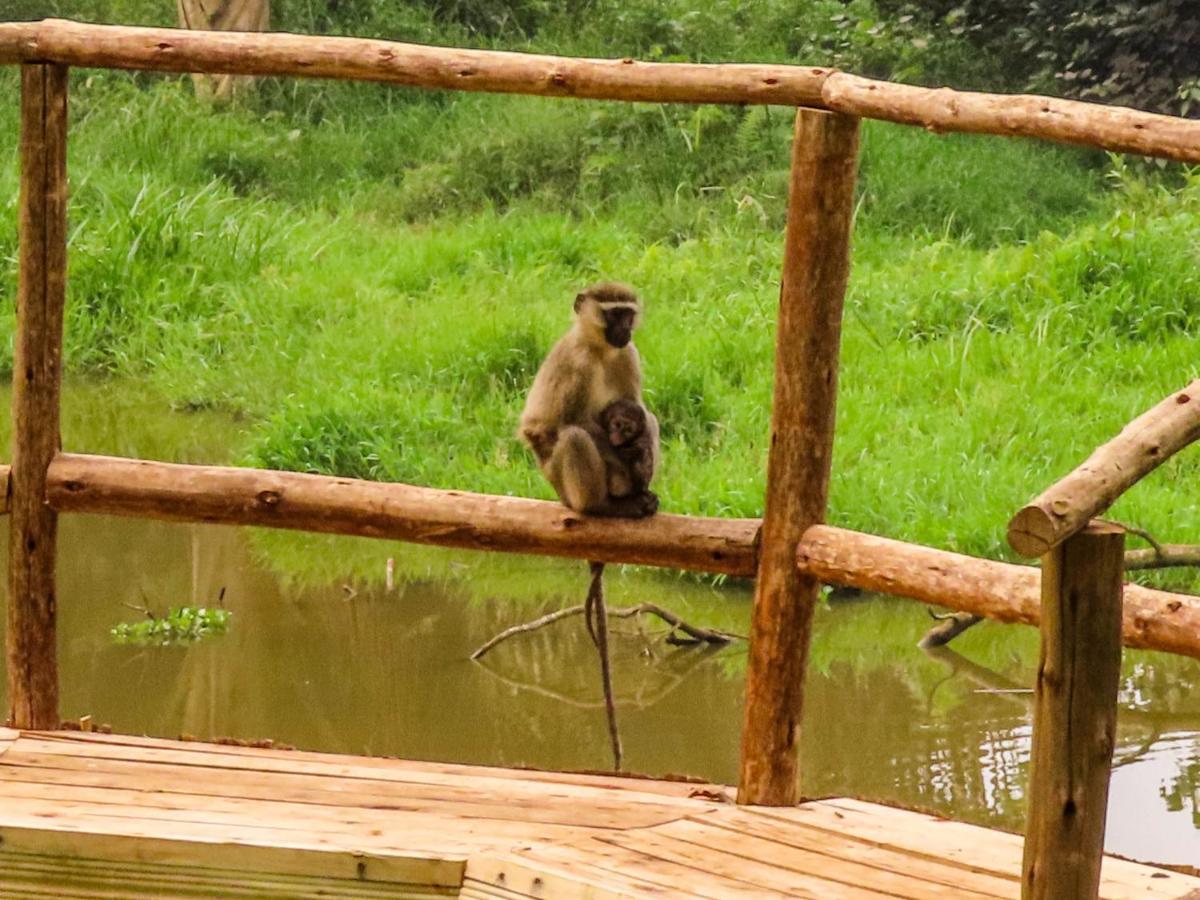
3 19 1200 898
1005 382 1200 897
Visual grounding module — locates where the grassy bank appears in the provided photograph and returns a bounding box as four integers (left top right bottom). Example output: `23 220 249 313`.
0 19 1198 588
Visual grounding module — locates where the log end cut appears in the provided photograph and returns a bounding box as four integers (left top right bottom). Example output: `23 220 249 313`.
1007 505 1058 558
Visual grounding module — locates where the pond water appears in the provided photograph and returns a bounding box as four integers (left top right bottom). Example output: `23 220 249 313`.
0 384 1197 868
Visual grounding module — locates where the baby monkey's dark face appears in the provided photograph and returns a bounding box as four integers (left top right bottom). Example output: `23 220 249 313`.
602 400 645 447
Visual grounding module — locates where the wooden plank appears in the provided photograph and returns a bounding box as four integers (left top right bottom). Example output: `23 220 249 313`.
0 849 453 899
524 838 800 899
738 107 859 805
1008 380 1200 557
796 800 1200 899
12 731 713 812
0 760 677 839
46 453 760 577
5 740 705 824
23 729 714 799
0 807 466 887
1 19 829 107
1022 523 1125 900
659 815 1008 898
464 854 633 900
8 62 68 731
604 825 908 899
705 806 1017 897
796 524 1200 660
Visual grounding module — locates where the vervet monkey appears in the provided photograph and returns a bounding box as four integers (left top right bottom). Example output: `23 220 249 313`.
519 282 659 517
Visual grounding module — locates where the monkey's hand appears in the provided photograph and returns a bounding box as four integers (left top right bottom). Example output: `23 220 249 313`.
522 427 558 464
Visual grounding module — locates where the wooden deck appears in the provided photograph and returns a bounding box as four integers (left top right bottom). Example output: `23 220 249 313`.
0 729 1195 898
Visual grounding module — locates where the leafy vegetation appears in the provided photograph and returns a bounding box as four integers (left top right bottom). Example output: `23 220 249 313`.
0 2 1197 589
110 605 232 646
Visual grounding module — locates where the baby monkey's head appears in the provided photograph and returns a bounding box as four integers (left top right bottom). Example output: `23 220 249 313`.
600 399 646 448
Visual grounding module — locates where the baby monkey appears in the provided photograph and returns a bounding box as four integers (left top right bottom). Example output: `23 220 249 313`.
589 398 657 504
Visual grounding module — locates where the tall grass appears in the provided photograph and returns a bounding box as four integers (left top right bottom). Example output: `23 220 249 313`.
0 9 1196 588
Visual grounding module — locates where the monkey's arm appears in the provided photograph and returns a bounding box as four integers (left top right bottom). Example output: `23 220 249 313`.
637 408 660 488
518 346 586 460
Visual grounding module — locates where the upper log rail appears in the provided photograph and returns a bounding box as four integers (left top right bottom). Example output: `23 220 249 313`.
1008 379 1200 558
2 19 1200 164
0 19 829 107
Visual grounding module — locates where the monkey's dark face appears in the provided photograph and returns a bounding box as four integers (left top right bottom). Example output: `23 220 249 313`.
602 305 637 348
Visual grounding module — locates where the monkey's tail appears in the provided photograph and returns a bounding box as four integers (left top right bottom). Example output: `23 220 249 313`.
585 560 622 771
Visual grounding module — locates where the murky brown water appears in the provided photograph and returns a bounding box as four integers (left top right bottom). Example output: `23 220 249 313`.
0 385 1197 867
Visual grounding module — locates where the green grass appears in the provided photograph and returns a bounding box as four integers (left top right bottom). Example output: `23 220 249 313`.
0 20 1196 591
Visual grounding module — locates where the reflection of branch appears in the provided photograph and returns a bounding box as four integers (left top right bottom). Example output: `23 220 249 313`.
924 645 1200 731
473 644 718 711
470 603 741 660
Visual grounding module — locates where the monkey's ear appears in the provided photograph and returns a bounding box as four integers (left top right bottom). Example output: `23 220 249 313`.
573 292 585 313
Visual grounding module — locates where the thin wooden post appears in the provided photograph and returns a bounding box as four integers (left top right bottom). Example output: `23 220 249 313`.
737 108 859 806
8 63 68 730
1022 521 1125 900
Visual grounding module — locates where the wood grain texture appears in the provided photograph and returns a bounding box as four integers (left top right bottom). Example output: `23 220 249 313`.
1022 523 1125 900
796 524 1200 660
738 108 859 806
1008 379 1200 557
8 63 67 731
0 730 1195 899
45 453 760 576
0 19 829 106
822 72 1200 164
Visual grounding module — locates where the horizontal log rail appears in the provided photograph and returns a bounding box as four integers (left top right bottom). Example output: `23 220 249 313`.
797 524 1200 660
1008 380 1200 557
823 74 1200 166
0 19 829 107
33 453 1200 658
1 20 1200 164
45 453 761 576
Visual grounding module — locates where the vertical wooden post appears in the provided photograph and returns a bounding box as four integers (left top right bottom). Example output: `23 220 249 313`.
737 108 859 806
8 64 68 730
1022 521 1125 900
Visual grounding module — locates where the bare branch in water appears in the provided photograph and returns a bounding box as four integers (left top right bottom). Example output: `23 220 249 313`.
470 603 741 660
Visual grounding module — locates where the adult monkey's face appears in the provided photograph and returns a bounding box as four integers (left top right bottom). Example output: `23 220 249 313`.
602 306 637 348
575 282 642 349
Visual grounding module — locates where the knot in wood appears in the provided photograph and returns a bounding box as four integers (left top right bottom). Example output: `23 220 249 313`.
1176 393 1191 404
256 489 282 507
550 72 568 87
62 480 84 492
